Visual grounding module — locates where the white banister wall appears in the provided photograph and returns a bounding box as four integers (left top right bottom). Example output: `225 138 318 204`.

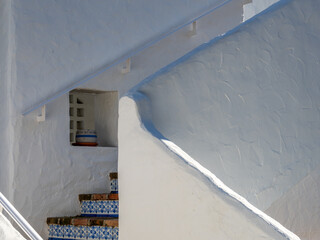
0 213 26 240
118 95 299 240
0 192 42 240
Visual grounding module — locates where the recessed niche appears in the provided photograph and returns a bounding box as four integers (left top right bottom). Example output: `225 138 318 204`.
76 121 84 130
77 108 84 117
69 89 118 147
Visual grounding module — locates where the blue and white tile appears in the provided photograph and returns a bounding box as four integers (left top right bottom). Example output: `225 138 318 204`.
88 226 100 240
109 201 119 216
99 226 113 240
49 224 64 240
96 200 110 217
80 200 97 216
110 179 118 193
48 224 59 239
112 227 119 240
63 225 75 239
74 225 88 240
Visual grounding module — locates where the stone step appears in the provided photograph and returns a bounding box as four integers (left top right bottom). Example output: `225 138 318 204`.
109 172 118 180
47 216 118 227
80 200 119 218
79 193 119 202
47 217 118 240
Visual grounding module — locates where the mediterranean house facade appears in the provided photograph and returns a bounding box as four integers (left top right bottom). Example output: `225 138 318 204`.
0 0 319 239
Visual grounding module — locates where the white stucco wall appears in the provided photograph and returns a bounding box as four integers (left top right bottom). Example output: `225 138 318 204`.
0 0 13 198
243 0 279 21
266 163 320 240
0 0 296 239
13 95 118 238
118 95 298 240
2 1 246 238
0 213 25 240
12 0 234 113
138 0 320 210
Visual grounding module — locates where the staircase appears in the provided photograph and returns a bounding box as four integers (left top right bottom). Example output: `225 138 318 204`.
47 173 119 240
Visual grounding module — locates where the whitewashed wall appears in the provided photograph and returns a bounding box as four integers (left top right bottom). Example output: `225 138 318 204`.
12 0 232 113
0 0 13 198
266 163 320 240
0 0 287 238
118 95 298 240
0 213 25 240
136 0 320 238
0 0 246 238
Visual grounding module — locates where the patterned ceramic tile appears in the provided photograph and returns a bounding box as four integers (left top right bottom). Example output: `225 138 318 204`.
56 224 64 239
80 200 97 216
48 224 59 239
88 226 100 240
96 200 109 216
109 200 119 216
100 226 113 240
83 200 118 217
74 225 88 240
64 225 74 239
110 179 118 193
113 227 119 240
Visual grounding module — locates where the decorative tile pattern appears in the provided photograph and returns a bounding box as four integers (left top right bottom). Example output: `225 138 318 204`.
112 227 119 240
88 226 100 240
64 225 74 239
100 226 113 240
81 200 119 217
48 224 59 239
74 225 88 240
80 200 97 216
110 179 118 193
109 201 119 217
48 224 65 239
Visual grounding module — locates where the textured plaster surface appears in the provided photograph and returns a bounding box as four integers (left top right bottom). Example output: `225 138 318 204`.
139 0 320 210
118 95 298 240
136 0 320 237
266 163 320 240
0 0 309 239
15 95 118 238
243 0 279 21
1 1 246 238
0 0 13 198
0 213 25 240
12 0 232 112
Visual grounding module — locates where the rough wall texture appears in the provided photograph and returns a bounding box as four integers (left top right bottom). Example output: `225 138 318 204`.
13 95 118 238
2 1 246 238
0 0 13 198
266 164 320 240
12 0 229 112
118 96 296 240
139 0 320 210
137 0 320 237
0 0 304 238
0 213 25 240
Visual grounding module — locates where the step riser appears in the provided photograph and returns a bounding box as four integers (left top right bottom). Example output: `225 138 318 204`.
48 225 118 240
80 201 119 217
110 179 118 193
81 214 118 218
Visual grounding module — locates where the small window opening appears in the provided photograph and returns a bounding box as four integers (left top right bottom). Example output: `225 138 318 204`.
69 89 118 147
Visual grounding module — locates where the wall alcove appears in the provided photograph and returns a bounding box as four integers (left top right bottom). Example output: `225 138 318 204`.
69 89 118 147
